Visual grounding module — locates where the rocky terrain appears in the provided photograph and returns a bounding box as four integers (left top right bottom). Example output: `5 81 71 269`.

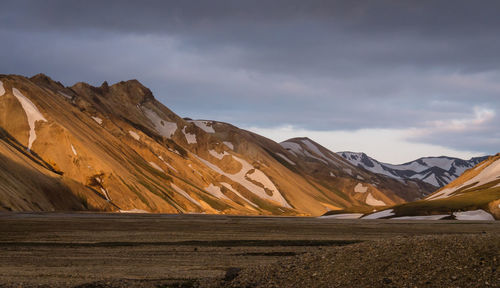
218 234 499 288
0 213 498 288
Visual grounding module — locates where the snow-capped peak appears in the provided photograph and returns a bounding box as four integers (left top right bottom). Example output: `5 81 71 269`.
338 152 489 187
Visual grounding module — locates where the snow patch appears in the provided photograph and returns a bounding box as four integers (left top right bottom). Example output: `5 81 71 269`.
165 163 177 172
91 116 103 125
129 130 140 141
70 144 77 156
167 148 181 156
280 141 302 156
171 183 201 206
422 157 455 171
426 187 455 200
473 161 488 171
182 127 197 144
422 174 440 187
302 139 330 165
246 169 280 195
383 161 429 173
428 158 500 200
362 209 395 219
195 155 291 208
191 120 215 133
148 162 164 173
329 172 336 177
205 184 231 201
119 209 149 213
58 91 72 99
365 193 386 206
354 183 368 193
223 141 234 150
158 156 177 172
457 158 500 189
275 153 295 165
453 209 495 220
303 149 329 164
0 80 5 96
100 187 111 201
209 150 229 160
392 215 448 220
320 213 363 219
12 88 47 149
143 107 177 138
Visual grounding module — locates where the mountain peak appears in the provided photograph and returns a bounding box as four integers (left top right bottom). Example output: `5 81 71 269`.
110 79 155 104
70 79 155 105
100 81 110 91
281 137 312 143
29 73 65 89
30 73 53 82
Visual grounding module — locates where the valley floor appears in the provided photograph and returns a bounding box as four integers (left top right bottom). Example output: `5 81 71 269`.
0 213 498 287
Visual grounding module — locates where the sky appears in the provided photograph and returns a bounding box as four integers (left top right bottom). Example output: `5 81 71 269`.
0 0 498 163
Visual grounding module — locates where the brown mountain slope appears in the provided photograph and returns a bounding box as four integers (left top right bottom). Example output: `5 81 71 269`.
0 74 437 215
280 138 435 203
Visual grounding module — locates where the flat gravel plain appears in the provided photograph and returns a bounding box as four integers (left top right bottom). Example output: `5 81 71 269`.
0 212 498 287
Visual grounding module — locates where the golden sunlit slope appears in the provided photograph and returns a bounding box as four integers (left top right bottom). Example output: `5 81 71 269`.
0 73 441 215
0 127 111 211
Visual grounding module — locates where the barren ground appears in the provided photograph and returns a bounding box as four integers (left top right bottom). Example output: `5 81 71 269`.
0 213 498 287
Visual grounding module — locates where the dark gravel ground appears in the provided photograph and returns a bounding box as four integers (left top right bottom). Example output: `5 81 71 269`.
0 213 498 288
213 234 499 288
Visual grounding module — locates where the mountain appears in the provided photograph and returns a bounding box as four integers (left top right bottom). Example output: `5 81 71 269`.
338 152 488 187
279 138 436 204
326 154 500 220
0 73 441 215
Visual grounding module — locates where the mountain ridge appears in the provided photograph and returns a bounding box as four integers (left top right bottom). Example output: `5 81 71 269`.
338 151 489 187
0 73 489 215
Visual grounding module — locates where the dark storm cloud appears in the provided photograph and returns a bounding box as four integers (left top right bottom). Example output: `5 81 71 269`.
4 0 500 73
0 0 499 155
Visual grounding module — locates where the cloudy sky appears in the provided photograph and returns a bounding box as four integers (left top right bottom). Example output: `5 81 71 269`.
1 0 498 163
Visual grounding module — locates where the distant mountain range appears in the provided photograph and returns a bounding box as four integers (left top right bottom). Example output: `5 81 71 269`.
0 73 495 216
338 152 488 187
327 153 500 220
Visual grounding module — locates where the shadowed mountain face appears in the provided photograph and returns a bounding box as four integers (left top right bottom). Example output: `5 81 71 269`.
338 152 488 187
0 74 456 215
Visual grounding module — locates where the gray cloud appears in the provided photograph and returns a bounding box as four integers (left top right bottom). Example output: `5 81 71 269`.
0 0 498 156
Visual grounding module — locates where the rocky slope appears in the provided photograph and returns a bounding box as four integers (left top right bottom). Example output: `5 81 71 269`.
0 73 451 215
339 151 488 187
